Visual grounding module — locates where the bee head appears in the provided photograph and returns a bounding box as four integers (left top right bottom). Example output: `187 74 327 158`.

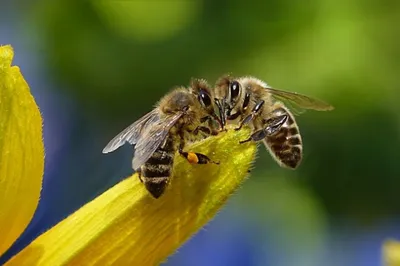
214 74 242 118
161 88 195 114
190 78 224 129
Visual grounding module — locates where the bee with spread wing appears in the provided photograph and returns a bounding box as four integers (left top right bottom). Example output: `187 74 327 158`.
214 75 334 169
103 79 223 198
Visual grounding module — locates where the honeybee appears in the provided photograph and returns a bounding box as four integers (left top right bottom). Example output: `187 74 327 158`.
103 79 223 198
214 75 334 169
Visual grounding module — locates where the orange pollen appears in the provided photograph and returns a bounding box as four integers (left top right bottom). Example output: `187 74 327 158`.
187 152 199 164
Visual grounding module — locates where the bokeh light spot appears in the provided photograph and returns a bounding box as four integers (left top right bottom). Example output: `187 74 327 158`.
92 0 201 42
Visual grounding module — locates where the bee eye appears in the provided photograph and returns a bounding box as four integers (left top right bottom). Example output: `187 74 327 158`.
229 81 240 100
198 90 212 107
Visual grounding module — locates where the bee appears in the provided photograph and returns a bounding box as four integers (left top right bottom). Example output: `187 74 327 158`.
214 75 334 169
103 79 223 198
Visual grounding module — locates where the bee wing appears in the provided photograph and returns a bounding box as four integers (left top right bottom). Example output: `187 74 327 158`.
131 112 183 170
266 87 334 113
102 109 159 154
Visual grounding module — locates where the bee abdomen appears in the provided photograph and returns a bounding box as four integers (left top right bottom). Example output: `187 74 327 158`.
141 150 174 198
265 113 303 169
145 150 174 165
276 141 302 169
143 177 169 199
142 165 171 198
142 164 172 177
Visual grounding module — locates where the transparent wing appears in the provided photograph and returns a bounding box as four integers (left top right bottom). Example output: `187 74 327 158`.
102 109 159 154
266 87 334 114
131 112 183 170
279 99 306 116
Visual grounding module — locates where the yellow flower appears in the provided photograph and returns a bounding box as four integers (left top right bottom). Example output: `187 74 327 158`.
383 240 400 266
0 45 45 256
0 44 256 265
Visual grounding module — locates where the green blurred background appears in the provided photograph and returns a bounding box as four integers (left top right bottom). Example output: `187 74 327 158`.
1 0 399 265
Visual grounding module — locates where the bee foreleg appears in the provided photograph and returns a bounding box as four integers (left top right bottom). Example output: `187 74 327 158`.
137 169 143 183
179 149 220 165
235 100 265 131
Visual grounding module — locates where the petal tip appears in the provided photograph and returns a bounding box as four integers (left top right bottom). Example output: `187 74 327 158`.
0 45 14 69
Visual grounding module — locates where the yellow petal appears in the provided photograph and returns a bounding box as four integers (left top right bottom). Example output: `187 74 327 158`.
0 45 45 255
383 239 400 266
6 128 256 265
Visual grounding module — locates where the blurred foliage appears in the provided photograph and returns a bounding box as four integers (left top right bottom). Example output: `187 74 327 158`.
15 0 400 228
235 174 327 265
28 0 318 117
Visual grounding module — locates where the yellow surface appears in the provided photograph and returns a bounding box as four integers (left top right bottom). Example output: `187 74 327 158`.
0 45 45 255
6 127 256 266
383 240 400 266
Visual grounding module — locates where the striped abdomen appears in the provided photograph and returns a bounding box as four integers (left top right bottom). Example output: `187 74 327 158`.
140 137 175 198
263 106 303 169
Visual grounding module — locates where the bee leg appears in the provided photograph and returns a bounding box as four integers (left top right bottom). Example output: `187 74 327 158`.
200 116 210 123
137 169 143 183
179 149 220 165
263 114 288 135
235 100 265 131
193 126 212 136
239 137 252 144
178 131 220 165
235 114 255 131
199 116 221 135
201 115 225 133
239 114 288 144
239 130 266 144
